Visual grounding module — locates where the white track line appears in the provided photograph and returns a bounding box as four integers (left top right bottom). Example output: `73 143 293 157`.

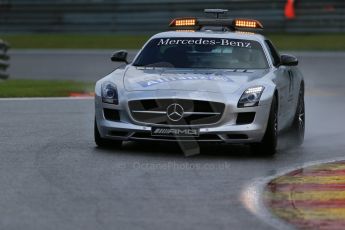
240 156 345 230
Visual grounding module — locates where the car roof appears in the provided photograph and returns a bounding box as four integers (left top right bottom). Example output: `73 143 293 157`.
151 31 267 43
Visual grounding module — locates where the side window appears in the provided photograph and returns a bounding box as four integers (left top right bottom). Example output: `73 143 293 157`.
265 40 281 67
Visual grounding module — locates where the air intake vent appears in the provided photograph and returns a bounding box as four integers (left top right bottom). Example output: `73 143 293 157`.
104 109 120 122
226 134 248 139
131 132 222 141
236 112 255 125
108 130 128 137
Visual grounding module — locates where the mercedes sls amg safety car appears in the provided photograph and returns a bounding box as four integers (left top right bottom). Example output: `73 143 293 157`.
94 9 305 155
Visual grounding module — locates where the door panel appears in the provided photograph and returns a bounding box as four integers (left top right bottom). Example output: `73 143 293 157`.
286 68 302 124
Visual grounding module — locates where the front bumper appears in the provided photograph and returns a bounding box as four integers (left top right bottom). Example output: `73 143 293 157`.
95 94 271 144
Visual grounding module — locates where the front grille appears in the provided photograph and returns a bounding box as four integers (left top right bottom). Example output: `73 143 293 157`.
128 99 225 125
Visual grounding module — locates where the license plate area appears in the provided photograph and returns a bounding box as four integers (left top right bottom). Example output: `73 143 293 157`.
151 127 200 137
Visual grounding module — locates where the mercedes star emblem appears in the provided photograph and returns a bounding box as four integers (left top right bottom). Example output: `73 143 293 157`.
166 103 184 121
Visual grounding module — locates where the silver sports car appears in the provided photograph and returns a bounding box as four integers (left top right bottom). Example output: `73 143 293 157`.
94 10 305 155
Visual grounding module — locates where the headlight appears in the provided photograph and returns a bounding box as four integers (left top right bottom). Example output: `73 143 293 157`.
238 86 265 108
101 81 118 104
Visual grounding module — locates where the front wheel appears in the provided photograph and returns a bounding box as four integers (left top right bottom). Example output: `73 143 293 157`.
251 96 278 156
94 119 122 148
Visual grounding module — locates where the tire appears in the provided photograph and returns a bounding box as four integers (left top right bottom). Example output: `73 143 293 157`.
94 119 122 148
251 96 278 156
288 86 305 146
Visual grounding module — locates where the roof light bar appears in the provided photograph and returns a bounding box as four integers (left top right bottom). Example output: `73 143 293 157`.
169 12 264 31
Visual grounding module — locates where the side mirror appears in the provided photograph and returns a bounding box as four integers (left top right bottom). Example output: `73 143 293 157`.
111 50 128 64
280 54 298 66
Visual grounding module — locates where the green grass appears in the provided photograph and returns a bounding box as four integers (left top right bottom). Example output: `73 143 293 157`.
0 79 94 97
266 34 345 51
2 33 345 50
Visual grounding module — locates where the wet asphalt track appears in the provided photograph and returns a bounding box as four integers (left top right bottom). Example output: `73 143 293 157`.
1 51 345 230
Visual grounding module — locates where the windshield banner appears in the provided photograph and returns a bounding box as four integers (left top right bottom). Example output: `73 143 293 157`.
157 38 252 48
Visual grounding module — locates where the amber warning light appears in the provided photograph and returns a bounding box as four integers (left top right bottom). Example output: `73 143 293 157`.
234 19 263 29
170 18 197 27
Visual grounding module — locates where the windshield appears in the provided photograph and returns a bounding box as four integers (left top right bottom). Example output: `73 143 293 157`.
133 37 269 69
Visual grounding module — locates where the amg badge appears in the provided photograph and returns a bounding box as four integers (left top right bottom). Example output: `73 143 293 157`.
151 127 200 137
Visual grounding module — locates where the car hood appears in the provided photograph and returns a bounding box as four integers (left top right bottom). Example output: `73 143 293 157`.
123 67 269 93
